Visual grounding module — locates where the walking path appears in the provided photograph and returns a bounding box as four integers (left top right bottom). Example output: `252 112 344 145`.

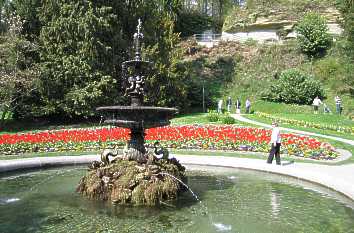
232 114 354 146
1 154 354 201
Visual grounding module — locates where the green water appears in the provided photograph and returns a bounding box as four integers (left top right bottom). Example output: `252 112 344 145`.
0 165 354 233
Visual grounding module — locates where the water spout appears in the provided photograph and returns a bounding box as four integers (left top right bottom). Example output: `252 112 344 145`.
160 172 201 203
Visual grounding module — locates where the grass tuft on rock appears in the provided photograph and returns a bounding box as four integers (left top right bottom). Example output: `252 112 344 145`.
77 157 186 206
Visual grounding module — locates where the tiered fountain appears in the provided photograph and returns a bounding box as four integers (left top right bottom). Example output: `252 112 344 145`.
77 20 186 206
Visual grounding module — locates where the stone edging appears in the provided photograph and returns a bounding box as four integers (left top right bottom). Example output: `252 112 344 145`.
0 155 354 202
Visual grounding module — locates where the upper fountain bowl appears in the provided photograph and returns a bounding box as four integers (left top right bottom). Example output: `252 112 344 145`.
96 105 178 129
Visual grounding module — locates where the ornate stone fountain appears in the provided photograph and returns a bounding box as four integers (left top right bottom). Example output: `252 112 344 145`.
96 19 177 163
77 20 186 206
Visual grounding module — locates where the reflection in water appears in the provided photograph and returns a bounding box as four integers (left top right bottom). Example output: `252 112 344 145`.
213 223 232 232
0 198 20 205
270 190 280 218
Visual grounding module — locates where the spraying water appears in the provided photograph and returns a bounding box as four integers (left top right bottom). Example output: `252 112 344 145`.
159 172 201 203
160 172 233 231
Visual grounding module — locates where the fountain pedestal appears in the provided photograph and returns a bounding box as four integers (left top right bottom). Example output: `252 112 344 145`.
125 128 146 162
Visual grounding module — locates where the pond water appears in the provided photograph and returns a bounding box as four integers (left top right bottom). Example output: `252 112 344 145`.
0 165 354 233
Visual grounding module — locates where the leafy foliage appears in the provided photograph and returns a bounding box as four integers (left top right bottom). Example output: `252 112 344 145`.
207 110 220 122
221 114 235 124
37 0 195 117
175 10 212 37
295 12 332 57
336 0 354 59
0 13 39 124
38 1 118 117
261 69 325 105
314 54 354 96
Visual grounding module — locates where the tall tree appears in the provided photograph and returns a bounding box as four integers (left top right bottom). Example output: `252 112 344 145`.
11 0 42 39
0 13 39 124
38 0 118 117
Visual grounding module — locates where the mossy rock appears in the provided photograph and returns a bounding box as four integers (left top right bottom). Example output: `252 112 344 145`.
77 158 186 206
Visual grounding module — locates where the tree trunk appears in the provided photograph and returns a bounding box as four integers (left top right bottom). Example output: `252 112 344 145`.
0 108 9 129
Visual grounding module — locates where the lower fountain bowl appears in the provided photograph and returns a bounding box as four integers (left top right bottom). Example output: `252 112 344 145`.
96 106 178 129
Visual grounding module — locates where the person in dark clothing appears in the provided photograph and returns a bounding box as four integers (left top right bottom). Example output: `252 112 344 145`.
235 98 241 114
226 97 232 112
267 122 281 165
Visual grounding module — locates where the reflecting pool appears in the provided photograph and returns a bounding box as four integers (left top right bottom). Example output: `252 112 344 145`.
1 165 354 233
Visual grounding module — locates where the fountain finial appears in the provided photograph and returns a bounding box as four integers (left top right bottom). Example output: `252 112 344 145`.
133 18 144 61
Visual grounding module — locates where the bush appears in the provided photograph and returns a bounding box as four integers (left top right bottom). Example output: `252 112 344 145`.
206 110 219 122
175 10 212 37
261 69 325 105
337 0 354 59
221 114 236 124
295 12 332 57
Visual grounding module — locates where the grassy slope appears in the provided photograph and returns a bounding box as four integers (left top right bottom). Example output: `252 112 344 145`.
218 0 354 117
209 40 354 118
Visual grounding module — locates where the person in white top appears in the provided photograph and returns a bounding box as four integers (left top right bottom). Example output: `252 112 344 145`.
267 122 281 165
245 98 251 114
217 99 223 113
334 95 342 115
312 96 322 114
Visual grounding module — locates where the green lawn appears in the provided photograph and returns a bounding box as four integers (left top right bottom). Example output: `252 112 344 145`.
0 151 95 160
0 149 344 165
252 100 313 114
170 112 250 126
171 149 331 165
0 120 101 135
170 113 212 125
246 113 354 141
271 113 353 127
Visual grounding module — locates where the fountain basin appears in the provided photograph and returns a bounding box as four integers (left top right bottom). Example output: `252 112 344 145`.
97 106 178 129
1 165 354 233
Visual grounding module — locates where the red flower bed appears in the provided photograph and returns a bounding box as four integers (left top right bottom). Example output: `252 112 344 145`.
0 125 338 160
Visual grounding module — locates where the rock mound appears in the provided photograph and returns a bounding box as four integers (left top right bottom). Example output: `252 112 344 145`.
77 157 186 206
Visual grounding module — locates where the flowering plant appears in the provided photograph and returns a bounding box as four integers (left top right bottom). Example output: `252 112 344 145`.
256 112 354 135
0 125 338 160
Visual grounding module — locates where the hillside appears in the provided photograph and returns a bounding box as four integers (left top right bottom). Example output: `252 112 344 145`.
223 0 340 33
179 38 354 118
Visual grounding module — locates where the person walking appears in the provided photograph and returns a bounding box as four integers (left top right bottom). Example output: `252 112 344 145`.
226 97 232 113
335 95 342 115
235 98 241 114
217 99 223 113
267 122 281 165
245 98 251 114
312 96 322 114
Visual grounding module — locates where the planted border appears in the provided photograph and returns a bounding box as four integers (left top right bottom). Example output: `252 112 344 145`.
0 125 338 160
255 112 354 135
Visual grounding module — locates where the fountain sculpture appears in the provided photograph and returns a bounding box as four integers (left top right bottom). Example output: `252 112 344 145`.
77 19 186 206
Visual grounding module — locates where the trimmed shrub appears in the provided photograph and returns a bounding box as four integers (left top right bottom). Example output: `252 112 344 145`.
221 114 236 124
261 69 325 105
295 12 332 57
206 110 219 122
